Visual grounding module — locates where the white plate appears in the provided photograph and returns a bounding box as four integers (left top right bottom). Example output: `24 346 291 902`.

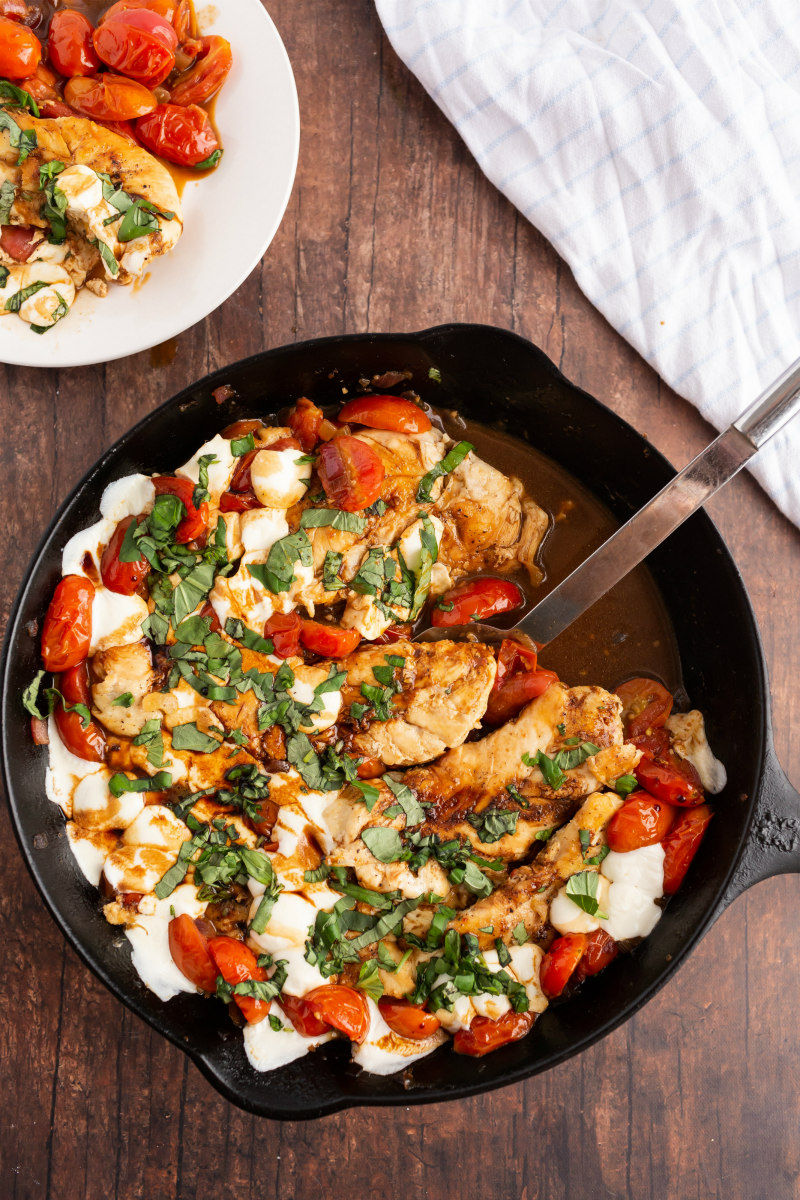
0 0 299 368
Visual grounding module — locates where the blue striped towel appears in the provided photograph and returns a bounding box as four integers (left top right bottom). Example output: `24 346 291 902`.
375 0 800 529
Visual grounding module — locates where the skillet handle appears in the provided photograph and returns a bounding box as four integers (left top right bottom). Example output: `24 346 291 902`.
718 744 800 911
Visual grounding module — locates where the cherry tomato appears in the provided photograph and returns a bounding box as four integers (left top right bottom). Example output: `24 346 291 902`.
172 0 196 42
30 716 49 745
152 474 208 543
244 796 279 840
337 395 432 434
287 397 324 452
168 913 218 992
219 490 262 513
574 929 619 983
41 575 94 672
47 11 99 77
378 996 441 1040
0 14 40 77
304 984 370 1043
229 449 258 493
661 804 713 894
635 752 704 807
100 516 148 596
207 935 270 1024
453 1010 535 1057
0 224 41 262
102 0 177 20
606 792 675 852
198 600 221 634
615 676 674 741
483 638 558 726
220 418 261 439
372 623 409 644
64 73 157 121
317 435 385 512
264 611 302 658
169 33 231 105
278 993 332 1038
54 661 106 763
356 756 385 779
93 8 176 88
299 620 361 658
0 1 30 22
431 576 524 628
135 101 219 166
539 933 587 998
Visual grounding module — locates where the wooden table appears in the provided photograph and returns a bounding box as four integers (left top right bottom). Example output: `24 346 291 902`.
3 2 800 1196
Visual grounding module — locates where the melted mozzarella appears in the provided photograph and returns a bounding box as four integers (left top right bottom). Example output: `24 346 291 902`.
250 448 311 509
90 589 148 653
288 675 342 733
351 998 445 1076
507 943 548 1013
15 263 75 327
124 886 206 1002
45 714 106 817
66 824 110 886
666 710 727 794
397 514 444 574
176 434 236 504
597 844 665 941
243 1009 332 1073
121 805 188 852
239 507 291 554
62 474 154 577
57 165 121 280
72 771 144 832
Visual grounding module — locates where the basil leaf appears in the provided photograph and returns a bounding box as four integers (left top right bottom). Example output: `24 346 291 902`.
361 826 404 863
350 547 389 597
92 237 119 277
460 859 494 898
0 108 36 164
565 870 607 918
173 559 217 626
240 847 275 886
247 530 312 594
142 611 169 645
153 834 198 898
0 265 8 287
195 148 223 170
0 179 15 224
303 863 331 884
512 922 528 944
112 693 134 708
382 774 425 827
613 773 639 798
22 670 46 719
109 771 172 798
41 178 68 244
193 452 217 507
352 779 380 811
416 440 474 503
534 826 555 842
410 514 439 619
132 717 165 768
524 749 566 791
268 1014 284 1032
0 80 39 115
300 508 366 534
30 291 69 333
467 807 519 843
171 722 223 753
5 279 46 313
174 614 212 645
356 959 384 1002
230 433 256 457
117 196 174 243
553 740 600 771
224 617 274 656
322 549 345 591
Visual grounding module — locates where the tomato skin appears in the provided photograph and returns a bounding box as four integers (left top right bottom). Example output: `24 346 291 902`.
152 474 208 543
378 997 441 1040
64 73 157 121
453 1010 535 1057
135 102 218 166
317 435 385 512
574 929 619 983
219 489 262 513
168 914 218 992
99 516 148 596
103 0 177 20
207 935 270 1024
93 9 177 88
30 715 49 745
338 395 432 434
483 638 558 726
41 575 94 672
244 797 279 840
0 14 40 77
54 661 106 763
299 620 361 658
264 612 302 659
199 600 221 633
661 804 713 894
221 418 261 439
635 752 704 807
0 224 41 262
287 396 324 452
172 0 195 41
540 933 587 998
304 985 370 1043
432 576 524 628
606 792 676 852
47 11 100 77
356 756 385 779
278 993 332 1038
616 676 674 741
169 33 231 105
229 448 258 493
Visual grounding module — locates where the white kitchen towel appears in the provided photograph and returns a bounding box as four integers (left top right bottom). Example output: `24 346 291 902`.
375 0 800 529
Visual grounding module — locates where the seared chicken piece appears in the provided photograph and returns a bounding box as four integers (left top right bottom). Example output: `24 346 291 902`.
90 642 155 738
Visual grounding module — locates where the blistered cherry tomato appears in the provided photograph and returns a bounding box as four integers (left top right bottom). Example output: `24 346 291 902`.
219 490 262 513
615 676 674 741
152 474 208 543
93 8 177 88
0 1 30 22
135 101 219 166
65 73 157 121
264 612 302 659
169 33 231 105
453 1010 534 1057
229 448 258 493
30 716 49 745
635 752 704 807
574 929 619 983
304 985 370 1043
299 620 360 658
199 600 221 633
207 935 269 1024
356 757 385 779
102 0 177 20
100 516 148 596
171 0 195 41
0 224 41 262
606 792 675 852
41 575 94 672
168 914 218 992
378 997 441 1040
47 11 99 77
0 14 40 77
317 434 385 512
483 638 558 726
539 933 587 998
243 796 279 840
287 397 324 452
278 993 332 1038
661 804 713 894
337 395 431 434
431 576 524 628
54 661 106 763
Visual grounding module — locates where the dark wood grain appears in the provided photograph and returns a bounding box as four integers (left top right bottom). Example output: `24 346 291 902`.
2 2 799 1197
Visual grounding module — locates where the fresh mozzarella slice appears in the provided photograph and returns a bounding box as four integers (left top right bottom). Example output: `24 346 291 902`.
250 448 312 508
176 434 236 504
123 886 207 1002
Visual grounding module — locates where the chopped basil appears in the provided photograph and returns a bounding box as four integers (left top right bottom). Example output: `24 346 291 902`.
40 171 68 243
247 530 312 594
250 871 284 934
132 718 165 768
554 739 601 770
303 863 332 884
495 938 511 967
0 179 15 225
436 599 455 612
92 238 119 277
322 549 345 591
154 833 199 898
0 108 36 164
565 870 607 919
512 922 528 944
230 433 256 457
416 440 474 503
351 778 380 811
376 940 413 973
171 721 223 753
0 80 39 115
174 614 212 645
5 280 46 313
30 291 69 334
216 967 287 1007
193 452 217 507
172 560 217 626
355 958 384 1002
409 514 439 619
22 671 46 719
410 931 529 1014
428 367 442 383
363 498 387 517
300 508 366 535
109 771 172 798
112 693 135 708
268 1014 284 1032
534 826 555 841
195 148 223 170
117 196 175 243
467 807 519 843
361 826 404 863
224 617 274 656
382 774 425 827
613 773 639 798
0 265 7 287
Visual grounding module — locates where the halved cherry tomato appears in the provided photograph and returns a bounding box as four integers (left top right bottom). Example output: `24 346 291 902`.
317 435 385 512
199 600 221 633
372 623 409 644
219 490 262 513
152 474 208 543
30 716 49 745
378 996 441 1040
135 102 218 166
299 619 360 658
278 993 332 1038
574 929 619 983
172 0 196 41
635 752 704 808
102 0 177 21
287 397 324 452
338 395 432 434
168 913 218 992
169 33 231 105
606 792 675 852
0 224 42 262
539 933 587 998
64 73 157 121
304 984 370 1043
264 611 302 658
207 935 270 1024
220 418 261 439
93 8 177 88
54 661 106 763
244 796 279 840
100 516 148 596
615 676 674 741
483 638 558 726
453 1010 534 1057
47 11 99 77
431 576 524 628
229 449 258 493
356 757 385 779
41 575 94 672
661 804 713 894
0 14 40 77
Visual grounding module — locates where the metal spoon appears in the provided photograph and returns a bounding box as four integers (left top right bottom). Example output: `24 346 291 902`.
417 355 800 650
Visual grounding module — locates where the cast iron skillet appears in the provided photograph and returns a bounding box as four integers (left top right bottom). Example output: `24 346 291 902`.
3 324 800 1120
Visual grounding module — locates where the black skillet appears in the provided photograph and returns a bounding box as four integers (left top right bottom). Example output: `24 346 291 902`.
3 323 799 1120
